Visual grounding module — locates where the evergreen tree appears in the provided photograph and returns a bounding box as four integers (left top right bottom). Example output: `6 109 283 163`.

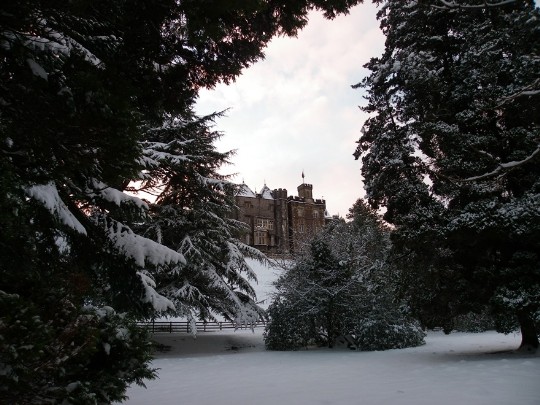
1 0 366 400
355 0 540 349
136 110 267 326
264 200 424 351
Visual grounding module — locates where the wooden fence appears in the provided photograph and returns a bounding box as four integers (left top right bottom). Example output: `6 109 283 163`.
137 320 266 334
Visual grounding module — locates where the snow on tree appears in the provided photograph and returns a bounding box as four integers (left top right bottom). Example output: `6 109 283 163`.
264 200 425 351
1 0 368 401
135 111 267 327
355 0 540 350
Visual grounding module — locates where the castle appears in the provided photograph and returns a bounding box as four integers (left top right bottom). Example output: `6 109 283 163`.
234 182 327 254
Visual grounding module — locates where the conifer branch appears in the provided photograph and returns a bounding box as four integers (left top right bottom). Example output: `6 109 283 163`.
497 78 540 106
461 144 540 181
435 0 516 9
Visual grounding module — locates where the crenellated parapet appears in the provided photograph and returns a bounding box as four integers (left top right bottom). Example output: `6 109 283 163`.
272 188 288 199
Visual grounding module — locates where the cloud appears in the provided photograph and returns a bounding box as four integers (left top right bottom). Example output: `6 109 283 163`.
196 3 384 216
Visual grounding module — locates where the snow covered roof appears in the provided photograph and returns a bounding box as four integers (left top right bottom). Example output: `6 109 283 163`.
237 183 256 198
260 184 274 200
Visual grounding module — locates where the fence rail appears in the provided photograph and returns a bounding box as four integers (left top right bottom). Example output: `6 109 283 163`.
137 320 266 334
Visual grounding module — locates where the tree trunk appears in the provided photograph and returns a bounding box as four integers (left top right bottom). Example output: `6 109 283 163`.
517 311 539 352
326 315 334 348
326 301 335 348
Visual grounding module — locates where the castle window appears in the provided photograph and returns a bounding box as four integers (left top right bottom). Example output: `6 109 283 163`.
256 218 274 230
313 210 319 219
297 207 304 217
255 231 267 245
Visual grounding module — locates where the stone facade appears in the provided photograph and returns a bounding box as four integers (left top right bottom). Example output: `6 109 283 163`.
234 182 326 254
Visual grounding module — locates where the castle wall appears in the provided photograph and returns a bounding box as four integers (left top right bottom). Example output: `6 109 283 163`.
235 183 326 254
288 194 326 252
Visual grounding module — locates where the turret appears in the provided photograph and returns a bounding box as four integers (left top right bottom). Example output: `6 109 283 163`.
297 183 313 201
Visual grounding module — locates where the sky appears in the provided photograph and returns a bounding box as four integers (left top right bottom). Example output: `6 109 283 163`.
195 3 384 217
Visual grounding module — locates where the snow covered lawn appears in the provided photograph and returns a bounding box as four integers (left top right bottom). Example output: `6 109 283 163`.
123 329 539 405
123 259 539 404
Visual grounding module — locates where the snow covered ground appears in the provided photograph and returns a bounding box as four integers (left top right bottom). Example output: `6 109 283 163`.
123 259 540 405
124 330 539 405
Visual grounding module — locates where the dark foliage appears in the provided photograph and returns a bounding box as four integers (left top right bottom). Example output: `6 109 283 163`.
1 0 366 400
355 0 540 349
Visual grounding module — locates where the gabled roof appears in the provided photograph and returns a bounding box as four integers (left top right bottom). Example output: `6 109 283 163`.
237 182 256 198
260 184 274 200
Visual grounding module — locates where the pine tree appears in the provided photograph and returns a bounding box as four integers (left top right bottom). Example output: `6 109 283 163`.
355 0 540 349
135 110 267 326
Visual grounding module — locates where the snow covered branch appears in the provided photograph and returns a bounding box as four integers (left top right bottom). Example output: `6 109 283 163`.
138 271 175 312
139 140 192 168
25 182 87 234
86 179 148 210
497 78 540 106
434 0 516 9
462 145 540 182
4 18 104 68
105 219 186 268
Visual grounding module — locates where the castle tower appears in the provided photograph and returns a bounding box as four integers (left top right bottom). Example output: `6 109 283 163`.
273 188 289 254
297 183 313 202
